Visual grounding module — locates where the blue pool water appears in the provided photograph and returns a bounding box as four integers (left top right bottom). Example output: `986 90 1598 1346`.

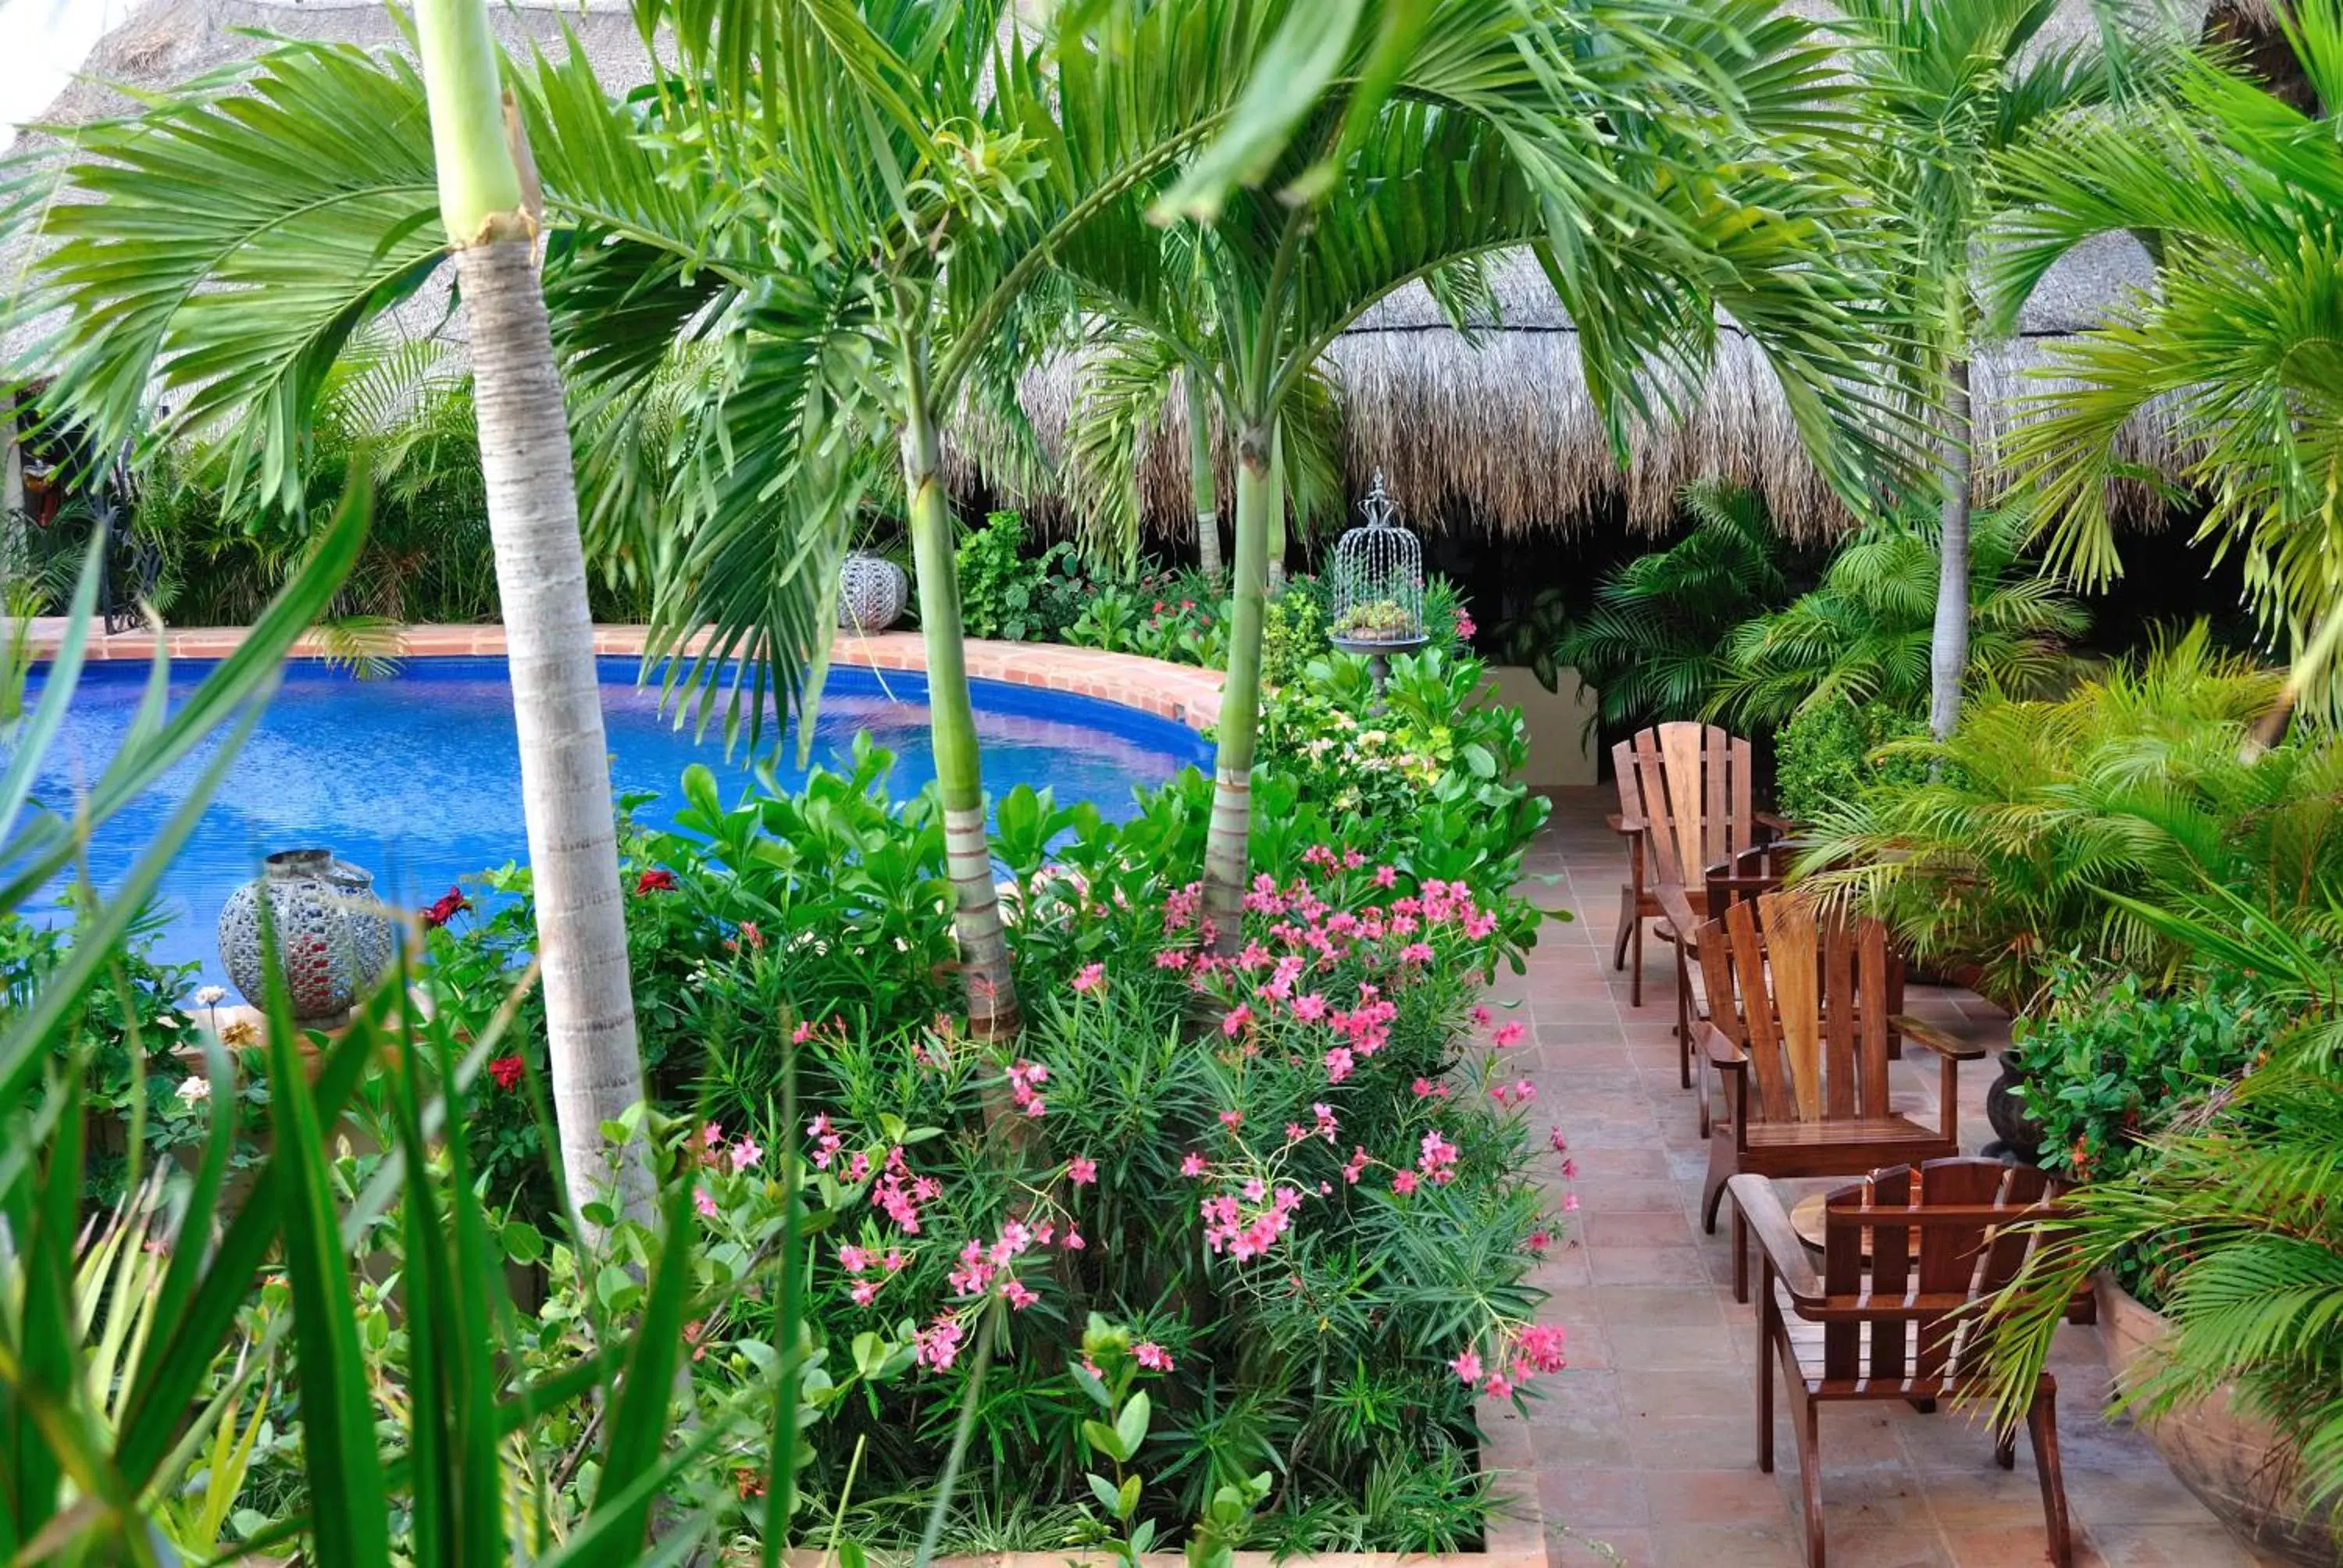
16 656 1212 986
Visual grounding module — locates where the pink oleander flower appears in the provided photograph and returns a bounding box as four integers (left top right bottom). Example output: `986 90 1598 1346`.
1450 1349 1483 1384
1134 1341 1174 1371
1482 1372 1514 1400
1343 1146 1371 1185
1221 1003 1254 1037
1067 1156 1098 1186
730 1136 762 1173
1072 962 1105 994
1311 1103 1339 1142
1181 1152 1209 1178
1292 991 1328 1022
1373 864 1397 889
1549 1125 1569 1155
1324 1046 1356 1083
1063 1225 1086 1250
1492 1021 1526 1049
1514 1323 1568 1374
915 1316 964 1371
1391 1170 1419 1195
1471 1004 1493 1029
840 1244 872 1275
849 1280 880 1306
1156 948 1193 971
1218 1110 1244 1131
883 1249 908 1273
694 1186 719 1221
1525 1229 1553 1255
1003 1279 1040 1310
1418 1131 1460 1185
1564 1192 1581 1212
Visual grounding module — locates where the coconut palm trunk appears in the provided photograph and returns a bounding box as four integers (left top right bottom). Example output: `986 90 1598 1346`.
1186 374 1223 588
1929 357 1974 739
414 0 649 1228
1201 431 1274 945
898 337 1020 1037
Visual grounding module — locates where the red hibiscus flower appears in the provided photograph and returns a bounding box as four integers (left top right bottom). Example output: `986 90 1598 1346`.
422 886 470 929
488 1056 526 1092
635 868 678 896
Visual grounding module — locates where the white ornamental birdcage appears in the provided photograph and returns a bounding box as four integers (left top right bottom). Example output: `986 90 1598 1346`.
1328 470 1428 694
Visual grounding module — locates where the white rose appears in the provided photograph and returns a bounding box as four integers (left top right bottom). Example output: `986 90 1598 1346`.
176 1076 211 1104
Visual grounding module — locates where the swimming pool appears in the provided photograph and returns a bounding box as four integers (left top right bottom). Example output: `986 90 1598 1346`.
16 656 1214 985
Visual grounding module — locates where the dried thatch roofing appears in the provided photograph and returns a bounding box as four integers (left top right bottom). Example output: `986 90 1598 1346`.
17 0 2221 537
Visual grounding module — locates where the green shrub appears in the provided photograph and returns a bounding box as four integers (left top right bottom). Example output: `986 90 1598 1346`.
2010 960 2263 1189
2 907 211 1201
1796 627 2326 1008
1713 502 2084 725
1772 700 1930 824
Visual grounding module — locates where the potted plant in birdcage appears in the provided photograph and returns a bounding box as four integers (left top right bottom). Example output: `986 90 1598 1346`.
1328 470 1428 695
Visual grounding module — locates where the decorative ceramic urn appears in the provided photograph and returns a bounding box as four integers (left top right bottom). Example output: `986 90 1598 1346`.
217 849 392 1025
837 551 910 633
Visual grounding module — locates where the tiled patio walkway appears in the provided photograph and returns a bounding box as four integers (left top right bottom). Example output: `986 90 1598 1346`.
1493 790 2274 1568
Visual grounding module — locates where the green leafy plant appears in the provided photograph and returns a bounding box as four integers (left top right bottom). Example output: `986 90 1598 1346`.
1980 884 2343 1516
1771 700 1930 826
2008 960 2263 1194
1068 586 1146 652
1796 627 2324 1009
1545 479 1799 724
1710 501 2084 726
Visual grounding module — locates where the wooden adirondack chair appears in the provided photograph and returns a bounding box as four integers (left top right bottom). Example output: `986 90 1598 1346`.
1729 1160 2074 1568
1692 891 1984 1301
1607 723 1785 1084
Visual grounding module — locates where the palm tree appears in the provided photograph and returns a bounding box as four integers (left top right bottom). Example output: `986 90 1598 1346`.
540 1 1388 1037
9 2 655 1225
1823 0 2111 739
1707 499 2086 727
407 0 653 1224
1063 3 1900 936
1989 0 2343 717
5 2 1312 1042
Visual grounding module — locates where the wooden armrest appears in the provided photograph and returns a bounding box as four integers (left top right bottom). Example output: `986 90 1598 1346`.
1892 1014 1989 1061
1607 812 1646 836
1725 1174 1821 1299
1699 1023 1746 1071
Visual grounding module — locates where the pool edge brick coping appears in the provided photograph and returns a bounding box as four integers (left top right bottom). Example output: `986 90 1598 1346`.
14 622 1228 736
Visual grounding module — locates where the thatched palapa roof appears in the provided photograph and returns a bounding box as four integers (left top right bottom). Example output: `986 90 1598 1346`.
14 0 2233 538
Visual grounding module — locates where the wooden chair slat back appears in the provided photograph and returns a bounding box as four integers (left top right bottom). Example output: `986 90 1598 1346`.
1610 737 1645 829
1628 723 1756 888
1692 914 1743 1049
1718 900 1796 1121
1763 893 1824 1121
1816 1160 2059 1387
1716 893 1897 1126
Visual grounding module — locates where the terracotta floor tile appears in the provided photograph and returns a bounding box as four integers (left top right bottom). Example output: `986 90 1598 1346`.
1547 1524 1651 1566
1537 1466 1653 1530
1824 1525 1957 1568
1647 1518 1809 1567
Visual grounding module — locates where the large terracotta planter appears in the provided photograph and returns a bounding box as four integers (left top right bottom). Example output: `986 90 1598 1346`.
2097 1273 2339 1565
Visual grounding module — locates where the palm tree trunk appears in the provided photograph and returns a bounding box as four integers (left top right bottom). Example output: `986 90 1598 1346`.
1264 422 1287 597
415 0 650 1229
900 345 1021 1039
1929 358 1973 740
1186 374 1223 588
1201 430 1272 946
